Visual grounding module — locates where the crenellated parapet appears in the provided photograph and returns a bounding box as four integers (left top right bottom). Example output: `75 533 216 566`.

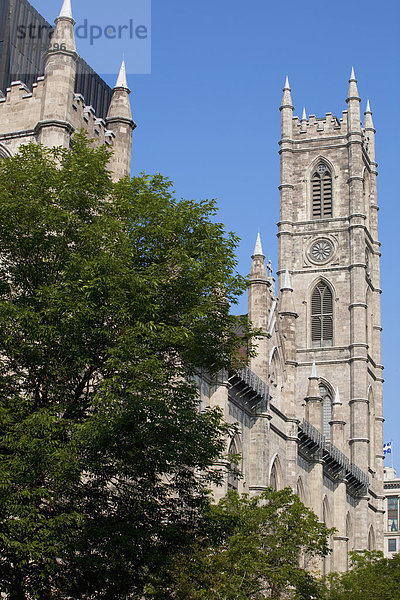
292 111 347 139
71 93 116 147
0 77 45 155
0 0 134 178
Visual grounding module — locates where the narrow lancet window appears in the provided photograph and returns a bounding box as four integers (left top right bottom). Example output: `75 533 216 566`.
312 163 332 218
227 438 239 490
319 383 332 439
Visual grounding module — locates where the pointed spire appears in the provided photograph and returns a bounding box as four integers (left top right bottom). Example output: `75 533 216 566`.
280 75 294 139
310 361 317 379
115 59 130 91
57 0 74 22
281 75 293 108
279 269 297 316
347 66 360 100
300 107 307 132
252 232 264 257
333 387 342 405
305 361 321 402
364 99 374 130
107 59 133 123
51 0 76 51
281 268 292 291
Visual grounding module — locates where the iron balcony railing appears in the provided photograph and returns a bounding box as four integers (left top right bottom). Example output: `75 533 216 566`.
228 366 269 411
299 419 369 490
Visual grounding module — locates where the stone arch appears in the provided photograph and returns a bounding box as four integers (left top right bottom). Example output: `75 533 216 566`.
268 347 279 388
307 275 337 300
269 454 284 491
268 347 284 402
306 154 337 181
322 495 332 527
296 476 306 504
0 143 12 159
227 434 242 491
368 525 376 550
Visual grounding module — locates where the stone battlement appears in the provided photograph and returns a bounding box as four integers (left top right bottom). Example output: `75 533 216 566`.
0 78 44 135
0 0 134 178
292 111 349 139
0 73 118 157
72 93 115 146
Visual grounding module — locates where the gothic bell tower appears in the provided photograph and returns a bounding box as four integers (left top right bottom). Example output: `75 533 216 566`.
278 70 384 556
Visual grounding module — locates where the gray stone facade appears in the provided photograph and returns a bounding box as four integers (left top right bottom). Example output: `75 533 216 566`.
204 71 384 573
1 0 384 576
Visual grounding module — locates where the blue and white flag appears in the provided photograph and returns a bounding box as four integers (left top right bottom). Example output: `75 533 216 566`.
384 442 392 455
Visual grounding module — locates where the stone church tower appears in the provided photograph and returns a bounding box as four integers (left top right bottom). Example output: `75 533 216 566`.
276 69 384 565
0 1 384 570
204 69 385 573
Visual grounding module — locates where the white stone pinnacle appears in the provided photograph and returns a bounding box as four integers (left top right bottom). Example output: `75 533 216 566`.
301 107 307 121
115 59 129 90
58 0 72 19
310 361 317 379
284 75 290 90
282 268 292 290
253 232 264 256
333 387 342 405
347 66 360 100
366 99 371 113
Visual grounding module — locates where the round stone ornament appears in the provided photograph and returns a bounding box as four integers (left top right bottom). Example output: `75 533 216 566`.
311 239 333 262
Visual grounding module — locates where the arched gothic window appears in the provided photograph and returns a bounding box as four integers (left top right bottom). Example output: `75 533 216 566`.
312 163 332 218
368 526 376 550
296 477 306 504
319 383 332 439
270 457 283 491
270 462 277 491
227 438 240 491
311 281 333 347
322 497 332 575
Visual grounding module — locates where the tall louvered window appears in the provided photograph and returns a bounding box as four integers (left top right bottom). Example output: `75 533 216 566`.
312 163 332 218
311 281 333 347
319 383 332 439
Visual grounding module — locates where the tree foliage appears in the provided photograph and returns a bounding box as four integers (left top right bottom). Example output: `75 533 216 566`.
325 550 400 600
0 135 251 599
146 488 333 600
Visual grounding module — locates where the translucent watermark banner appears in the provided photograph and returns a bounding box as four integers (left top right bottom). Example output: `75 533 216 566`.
14 0 152 75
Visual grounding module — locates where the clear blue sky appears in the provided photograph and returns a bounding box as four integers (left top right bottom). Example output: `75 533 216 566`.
35 0 400 471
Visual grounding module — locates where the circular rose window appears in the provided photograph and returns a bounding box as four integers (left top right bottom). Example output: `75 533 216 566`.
310 239 333 262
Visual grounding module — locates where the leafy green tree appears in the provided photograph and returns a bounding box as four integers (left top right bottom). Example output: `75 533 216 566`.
147 488 333 600
0 135 251 599
326 550 400 600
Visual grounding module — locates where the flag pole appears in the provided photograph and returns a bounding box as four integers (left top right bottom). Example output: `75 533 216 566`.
392 440 394 469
